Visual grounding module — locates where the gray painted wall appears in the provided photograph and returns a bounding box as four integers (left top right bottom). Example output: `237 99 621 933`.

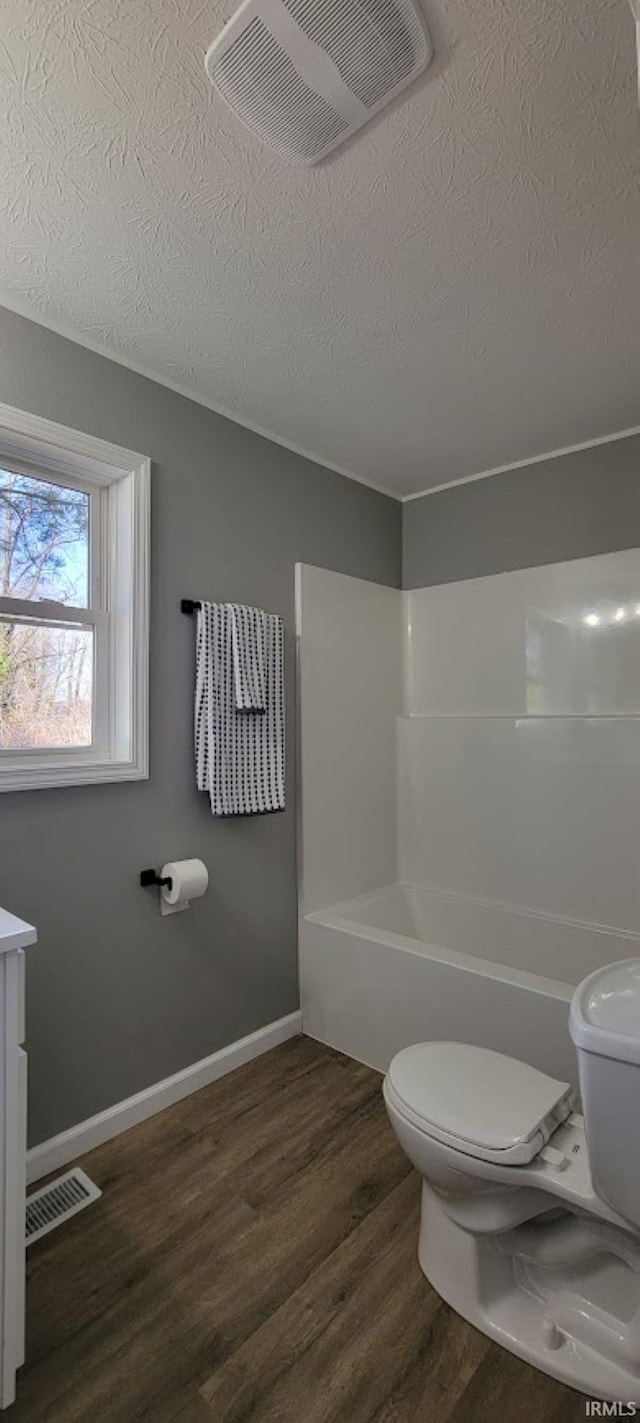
403 434 640 587
0 307 401 1146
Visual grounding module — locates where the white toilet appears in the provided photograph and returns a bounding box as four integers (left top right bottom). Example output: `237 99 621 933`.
384 959 640 1402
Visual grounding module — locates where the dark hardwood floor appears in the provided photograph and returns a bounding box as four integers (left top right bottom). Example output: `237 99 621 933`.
13 1037 588 1422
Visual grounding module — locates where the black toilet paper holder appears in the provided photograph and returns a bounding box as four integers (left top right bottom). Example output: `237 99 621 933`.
140 869 173 891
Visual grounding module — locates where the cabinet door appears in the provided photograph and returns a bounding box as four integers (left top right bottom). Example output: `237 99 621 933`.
15 1048 27 1369
17 951 25 1048
0 954 25 1408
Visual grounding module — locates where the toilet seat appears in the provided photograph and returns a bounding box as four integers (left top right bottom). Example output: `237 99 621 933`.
386 1042 575 1166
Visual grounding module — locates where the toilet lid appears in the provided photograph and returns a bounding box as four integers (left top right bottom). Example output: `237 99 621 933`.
386 1042 575 1165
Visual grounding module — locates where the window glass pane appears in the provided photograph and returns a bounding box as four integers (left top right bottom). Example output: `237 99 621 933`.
0 620 93 749
0 469 89 607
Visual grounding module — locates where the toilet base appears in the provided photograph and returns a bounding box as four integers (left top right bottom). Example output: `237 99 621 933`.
419 1182 640 1403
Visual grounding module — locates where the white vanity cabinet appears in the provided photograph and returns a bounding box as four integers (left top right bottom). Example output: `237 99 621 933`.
0 909 36 1411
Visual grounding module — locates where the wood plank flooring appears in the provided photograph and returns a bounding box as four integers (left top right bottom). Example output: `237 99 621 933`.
12 1037 589 1422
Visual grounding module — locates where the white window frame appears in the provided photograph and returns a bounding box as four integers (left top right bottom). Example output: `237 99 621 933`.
0 402 150 792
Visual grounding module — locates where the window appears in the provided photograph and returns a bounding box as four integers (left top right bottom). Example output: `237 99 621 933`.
0 403 150 791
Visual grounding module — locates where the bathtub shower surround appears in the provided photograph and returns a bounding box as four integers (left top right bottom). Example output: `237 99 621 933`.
297 552 640 1084
401 547 640 931
295 564 402 914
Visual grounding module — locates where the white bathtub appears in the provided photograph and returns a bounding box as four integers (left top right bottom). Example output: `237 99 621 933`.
299 884 640 1089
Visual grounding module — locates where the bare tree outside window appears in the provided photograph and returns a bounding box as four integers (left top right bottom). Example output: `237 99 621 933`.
0 470 93 750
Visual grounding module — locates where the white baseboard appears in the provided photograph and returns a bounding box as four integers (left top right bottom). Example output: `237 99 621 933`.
26 1010 302 1186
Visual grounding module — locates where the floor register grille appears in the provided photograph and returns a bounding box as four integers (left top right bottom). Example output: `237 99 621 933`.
26 1168 102 1245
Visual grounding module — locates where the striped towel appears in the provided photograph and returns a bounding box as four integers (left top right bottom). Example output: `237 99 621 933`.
195 602 285 816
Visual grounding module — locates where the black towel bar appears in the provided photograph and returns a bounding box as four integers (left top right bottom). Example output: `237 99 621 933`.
181 599 201 615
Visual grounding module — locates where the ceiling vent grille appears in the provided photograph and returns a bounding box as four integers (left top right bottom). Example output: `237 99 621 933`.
283 0 426 110
205 0 433 165
213 16 348 162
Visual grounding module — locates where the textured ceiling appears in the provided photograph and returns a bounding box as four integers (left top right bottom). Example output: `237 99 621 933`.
0 0 638 498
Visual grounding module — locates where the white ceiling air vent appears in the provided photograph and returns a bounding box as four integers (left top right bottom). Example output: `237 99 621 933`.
205 0 433 165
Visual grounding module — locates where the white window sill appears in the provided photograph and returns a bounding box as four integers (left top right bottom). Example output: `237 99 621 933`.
0 756 149 793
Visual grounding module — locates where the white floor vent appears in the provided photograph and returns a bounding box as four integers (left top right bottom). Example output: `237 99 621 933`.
26 1169 102 1245
205 0 433 164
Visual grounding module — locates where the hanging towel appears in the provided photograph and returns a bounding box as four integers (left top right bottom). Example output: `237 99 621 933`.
195 602 285 816
229 603 266 711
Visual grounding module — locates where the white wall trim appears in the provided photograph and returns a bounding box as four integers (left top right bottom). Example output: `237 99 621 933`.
0 293 397 502
26 1010 302 1185
0 398 148 479
402 425 640 503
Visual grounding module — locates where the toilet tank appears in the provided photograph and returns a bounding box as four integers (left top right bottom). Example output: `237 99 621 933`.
569 960 640 1229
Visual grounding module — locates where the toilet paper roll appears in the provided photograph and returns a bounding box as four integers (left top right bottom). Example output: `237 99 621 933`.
161 859 208 911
